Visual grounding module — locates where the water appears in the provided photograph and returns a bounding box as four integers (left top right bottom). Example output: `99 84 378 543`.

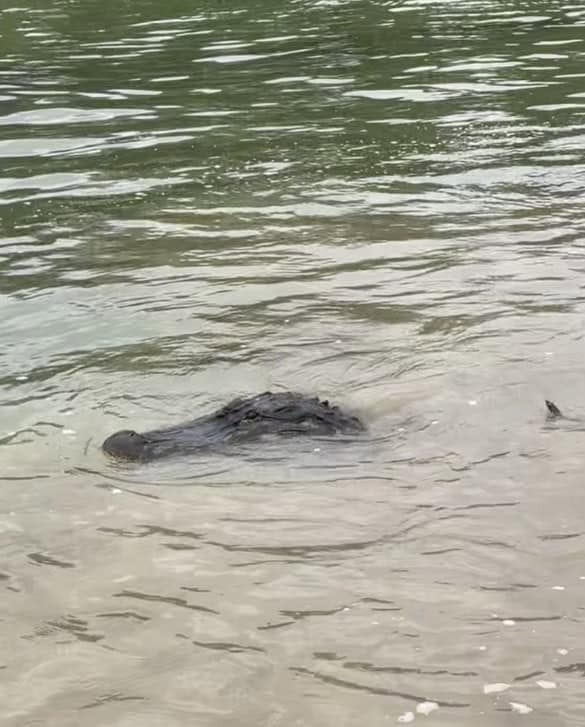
1 0 585 724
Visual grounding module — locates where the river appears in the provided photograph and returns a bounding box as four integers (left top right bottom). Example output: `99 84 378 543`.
1 1 585 725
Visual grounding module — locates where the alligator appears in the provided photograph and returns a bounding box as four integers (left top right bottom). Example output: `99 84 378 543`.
545 399 584 424
545 400 563 419
102 391 365 461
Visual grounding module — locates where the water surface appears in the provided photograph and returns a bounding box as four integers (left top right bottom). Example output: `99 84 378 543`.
2 0 585 724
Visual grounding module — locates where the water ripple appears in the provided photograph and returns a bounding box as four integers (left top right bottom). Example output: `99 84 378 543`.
2 0 585 724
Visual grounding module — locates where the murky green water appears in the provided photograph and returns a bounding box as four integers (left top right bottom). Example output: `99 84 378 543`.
2 1 585 724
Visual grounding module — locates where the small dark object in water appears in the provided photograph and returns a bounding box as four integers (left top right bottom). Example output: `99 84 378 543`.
102 391 365 462
545 400 563 419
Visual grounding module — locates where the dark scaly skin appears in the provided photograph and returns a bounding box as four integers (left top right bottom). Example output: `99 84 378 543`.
102 391 365 461
545 400 563 419
545 399 583 424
